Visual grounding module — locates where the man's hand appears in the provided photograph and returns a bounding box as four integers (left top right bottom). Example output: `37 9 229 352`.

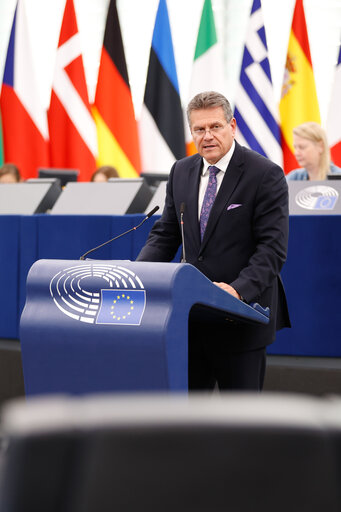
213 282 241 300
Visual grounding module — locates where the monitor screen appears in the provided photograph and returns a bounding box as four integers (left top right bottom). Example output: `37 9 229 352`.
38 168 79 187
327 173 341 180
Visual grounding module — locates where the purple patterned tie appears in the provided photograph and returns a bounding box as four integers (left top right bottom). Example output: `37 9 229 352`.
200 165 219 240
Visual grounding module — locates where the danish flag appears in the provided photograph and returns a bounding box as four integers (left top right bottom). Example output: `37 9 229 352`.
48 0 97 181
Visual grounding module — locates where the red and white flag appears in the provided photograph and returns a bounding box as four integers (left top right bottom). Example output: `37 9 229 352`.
48 0 97 181
327 43 341 166
0 0 49 179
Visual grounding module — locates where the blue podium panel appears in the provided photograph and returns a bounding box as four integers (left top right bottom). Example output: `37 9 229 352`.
20 260 268 396
268 215 341 357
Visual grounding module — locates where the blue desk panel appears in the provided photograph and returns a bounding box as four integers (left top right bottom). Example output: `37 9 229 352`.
267 216 341 357
0 216 21 338
0 214 340 357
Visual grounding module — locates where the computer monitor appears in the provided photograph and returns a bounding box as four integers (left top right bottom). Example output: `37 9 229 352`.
140 172 169 191
38 168 79 187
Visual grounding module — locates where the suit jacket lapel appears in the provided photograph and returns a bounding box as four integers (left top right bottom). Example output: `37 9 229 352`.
200 142 245 250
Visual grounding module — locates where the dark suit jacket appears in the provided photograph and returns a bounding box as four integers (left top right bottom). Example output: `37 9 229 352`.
138 141 291 352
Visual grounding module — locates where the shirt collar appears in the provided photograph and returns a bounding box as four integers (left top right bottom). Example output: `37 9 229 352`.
202 140 236 176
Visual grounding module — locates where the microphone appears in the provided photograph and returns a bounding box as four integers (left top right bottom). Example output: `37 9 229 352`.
180 202 186 263
80 206 160 260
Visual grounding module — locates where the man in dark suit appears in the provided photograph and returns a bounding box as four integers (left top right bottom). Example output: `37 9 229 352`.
137 91 290 391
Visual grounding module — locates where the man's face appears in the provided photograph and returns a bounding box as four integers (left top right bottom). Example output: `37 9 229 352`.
190 106 236 164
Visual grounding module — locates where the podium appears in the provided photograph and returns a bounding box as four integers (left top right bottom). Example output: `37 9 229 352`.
20 260 269 395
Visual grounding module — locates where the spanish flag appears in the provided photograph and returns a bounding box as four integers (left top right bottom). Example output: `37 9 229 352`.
0 112 3 166
93 0 141 177
279 0 320 173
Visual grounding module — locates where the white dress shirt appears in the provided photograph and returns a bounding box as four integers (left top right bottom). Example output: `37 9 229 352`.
198 140 235 219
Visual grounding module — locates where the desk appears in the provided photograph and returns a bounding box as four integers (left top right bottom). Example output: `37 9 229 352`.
0 214 340 356
267 215 341 357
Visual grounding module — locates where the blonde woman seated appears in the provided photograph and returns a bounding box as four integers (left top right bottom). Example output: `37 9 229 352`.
286 122 341 181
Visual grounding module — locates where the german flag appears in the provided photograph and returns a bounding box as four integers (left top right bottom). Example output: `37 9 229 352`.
279 0 320 173
93 0 141 177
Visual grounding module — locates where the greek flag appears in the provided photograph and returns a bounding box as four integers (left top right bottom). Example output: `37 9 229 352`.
234 0 282 166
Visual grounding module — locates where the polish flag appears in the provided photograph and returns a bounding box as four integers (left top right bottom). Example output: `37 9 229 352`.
48 0 97 181
0 1 49 179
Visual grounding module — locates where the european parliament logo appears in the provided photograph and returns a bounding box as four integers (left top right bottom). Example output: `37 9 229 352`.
49 263 146 325
295 185 339 210
97 289 146 325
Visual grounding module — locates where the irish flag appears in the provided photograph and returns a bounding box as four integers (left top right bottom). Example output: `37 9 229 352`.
279 0 320 173
185 0 225 155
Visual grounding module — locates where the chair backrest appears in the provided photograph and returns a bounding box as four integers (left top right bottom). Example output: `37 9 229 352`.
0 393 340 512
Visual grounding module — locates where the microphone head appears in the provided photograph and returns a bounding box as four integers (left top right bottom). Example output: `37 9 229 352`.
146 205 159 218
180 202 185 214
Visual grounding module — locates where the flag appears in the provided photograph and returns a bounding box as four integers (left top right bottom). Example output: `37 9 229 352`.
0 113 4 166
0 1 49 179
279 0 320 173
234 0 282 166
48 0 97 181
139 0 185 174
93 0 140 177
97 289 146 325
327 42 341 166
185 0 226 156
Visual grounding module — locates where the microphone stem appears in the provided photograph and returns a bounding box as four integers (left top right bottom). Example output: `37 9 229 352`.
180 213 186 263
79 206 159 261
80 216 147 260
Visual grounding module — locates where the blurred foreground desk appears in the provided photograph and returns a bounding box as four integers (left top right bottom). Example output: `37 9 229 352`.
0 214 340 358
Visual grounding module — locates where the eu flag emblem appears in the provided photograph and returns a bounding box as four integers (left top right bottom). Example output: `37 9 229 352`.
314 195 337 210
96 289 146 325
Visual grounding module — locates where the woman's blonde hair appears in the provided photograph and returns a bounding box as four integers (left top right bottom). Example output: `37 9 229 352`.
293 122 330 179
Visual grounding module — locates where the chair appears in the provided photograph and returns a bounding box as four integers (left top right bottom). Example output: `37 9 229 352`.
0 393 340 512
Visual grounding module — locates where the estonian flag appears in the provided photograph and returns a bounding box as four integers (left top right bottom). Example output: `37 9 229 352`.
139 0 185 175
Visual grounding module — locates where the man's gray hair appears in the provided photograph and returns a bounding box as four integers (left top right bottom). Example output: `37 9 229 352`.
187 91 233 126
